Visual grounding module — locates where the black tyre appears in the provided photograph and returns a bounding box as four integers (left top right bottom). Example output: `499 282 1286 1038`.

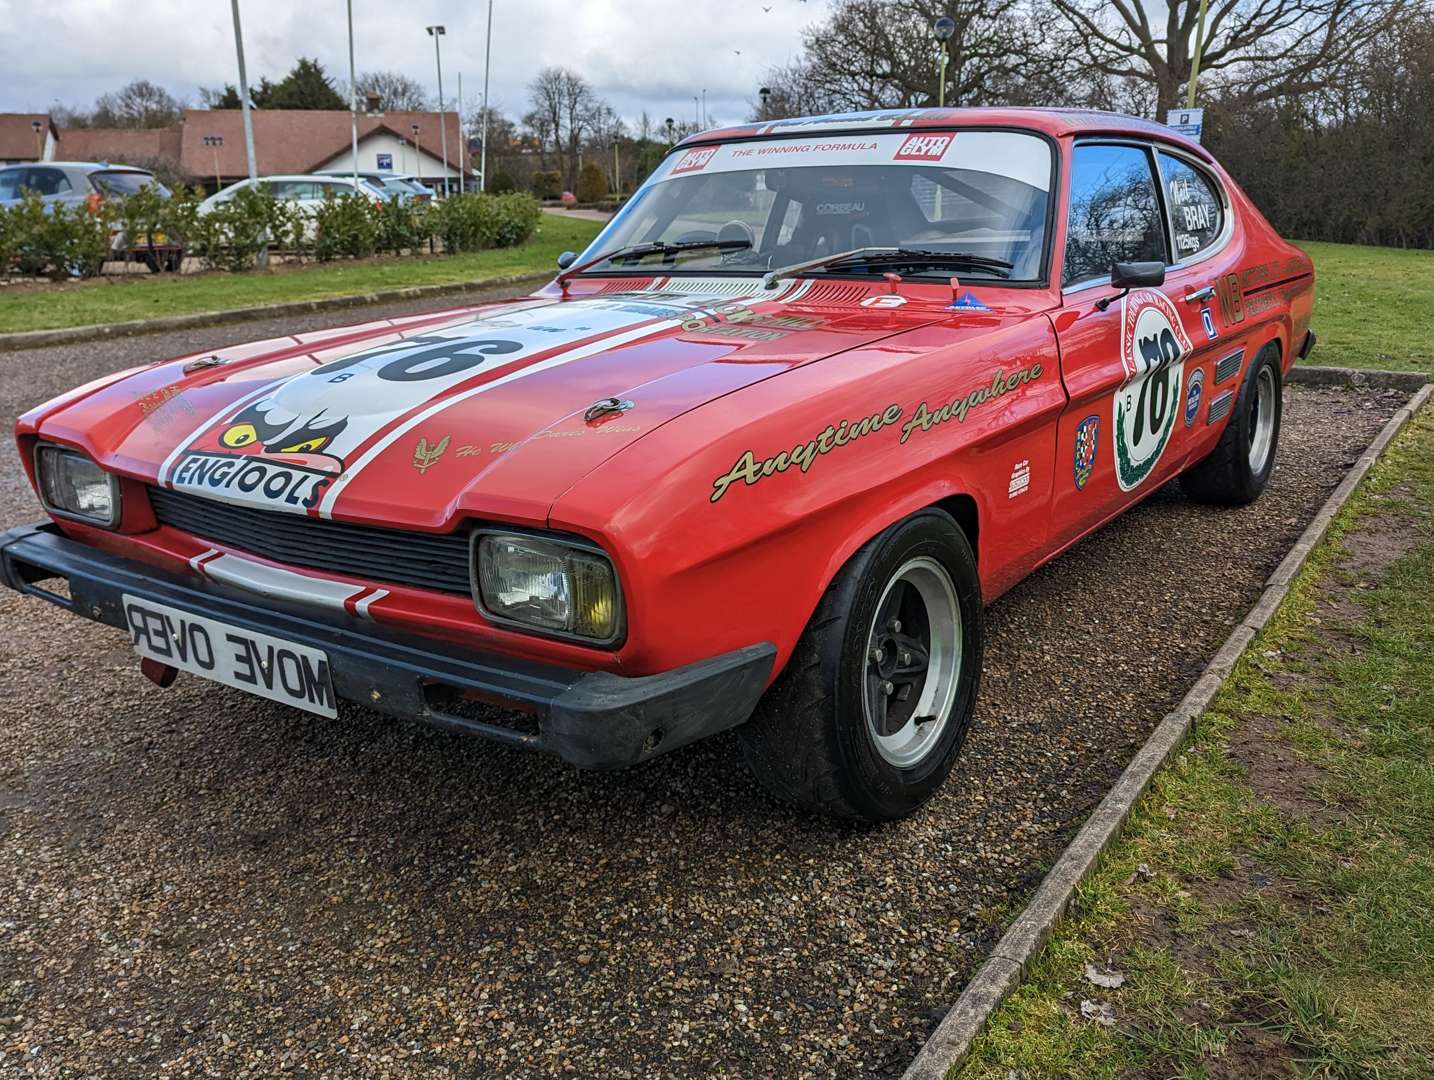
738 509 983 823
1180 345 1283 505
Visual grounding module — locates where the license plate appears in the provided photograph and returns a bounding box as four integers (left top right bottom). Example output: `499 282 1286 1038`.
121 594 337 718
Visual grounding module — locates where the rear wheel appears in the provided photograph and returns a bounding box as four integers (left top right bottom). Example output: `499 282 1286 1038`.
738 509 983 822
1180 345 1283 505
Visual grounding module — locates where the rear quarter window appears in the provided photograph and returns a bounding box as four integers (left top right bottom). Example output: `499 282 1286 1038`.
90 170 164 196
1158 152 1224 261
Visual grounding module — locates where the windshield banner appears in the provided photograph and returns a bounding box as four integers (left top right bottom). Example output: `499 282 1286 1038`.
654 131 1051 191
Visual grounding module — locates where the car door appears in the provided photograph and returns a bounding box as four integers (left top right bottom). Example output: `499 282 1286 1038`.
1048 141 1181 549
1150 149 1254 456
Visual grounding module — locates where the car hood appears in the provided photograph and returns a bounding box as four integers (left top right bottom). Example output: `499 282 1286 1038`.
29 284 959 530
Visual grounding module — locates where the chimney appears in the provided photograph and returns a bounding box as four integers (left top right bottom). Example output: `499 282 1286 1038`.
365 93 383 114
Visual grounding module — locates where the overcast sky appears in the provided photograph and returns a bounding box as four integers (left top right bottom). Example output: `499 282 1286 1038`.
0 0 831 129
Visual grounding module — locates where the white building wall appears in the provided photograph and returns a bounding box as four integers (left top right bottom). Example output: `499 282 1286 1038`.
313 131 464 185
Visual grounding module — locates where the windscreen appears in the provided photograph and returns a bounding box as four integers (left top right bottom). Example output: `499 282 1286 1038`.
578 130 1053 282
90 170 167 196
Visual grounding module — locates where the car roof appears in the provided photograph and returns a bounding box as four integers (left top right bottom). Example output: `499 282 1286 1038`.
684 106 1212 161
1 161 151 172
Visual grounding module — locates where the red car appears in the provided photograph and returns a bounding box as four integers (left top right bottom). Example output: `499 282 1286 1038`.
2 108 1313 822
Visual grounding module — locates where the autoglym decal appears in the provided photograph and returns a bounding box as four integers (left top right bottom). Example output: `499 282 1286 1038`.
1114 290 1192 492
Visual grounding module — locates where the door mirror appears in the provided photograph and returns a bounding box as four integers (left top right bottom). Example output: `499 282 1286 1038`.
1110 261 1165 288
557 250 577 270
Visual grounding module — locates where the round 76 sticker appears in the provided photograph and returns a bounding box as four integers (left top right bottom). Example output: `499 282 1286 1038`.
1115 290 1193 491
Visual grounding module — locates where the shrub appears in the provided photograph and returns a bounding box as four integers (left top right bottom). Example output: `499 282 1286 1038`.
531 170 562 199
575 162 608 203
312 192 379 261
190 184 276 271
5 194 112 280
489 170 517 194
431 192 541 254
373 196 424 254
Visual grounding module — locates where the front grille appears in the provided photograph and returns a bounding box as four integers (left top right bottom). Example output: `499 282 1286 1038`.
149 486 472 595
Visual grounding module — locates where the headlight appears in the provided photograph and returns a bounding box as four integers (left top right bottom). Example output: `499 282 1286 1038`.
34 444 120 527
474 532 622 644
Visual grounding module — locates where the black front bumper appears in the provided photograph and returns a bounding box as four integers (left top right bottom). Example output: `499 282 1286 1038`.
0 523 775 769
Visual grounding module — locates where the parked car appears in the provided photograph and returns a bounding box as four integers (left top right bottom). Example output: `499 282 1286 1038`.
200 174 388 217
0 161 180 268
314 169 429 203
0 108 1314 822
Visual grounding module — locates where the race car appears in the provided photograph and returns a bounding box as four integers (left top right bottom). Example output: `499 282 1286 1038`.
1 108 1314 822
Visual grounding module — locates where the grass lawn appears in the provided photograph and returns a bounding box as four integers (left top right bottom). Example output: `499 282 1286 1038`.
955 407 1434 1078
1298 241 1434 374
0 213 603 335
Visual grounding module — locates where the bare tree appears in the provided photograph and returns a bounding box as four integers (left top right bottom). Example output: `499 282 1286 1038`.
524 67 607 188
1042 0 1405 118
90 79 186 128
760 0 1047 114
353 71 431 112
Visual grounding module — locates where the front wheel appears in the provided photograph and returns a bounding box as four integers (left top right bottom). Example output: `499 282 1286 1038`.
1180 345 1283 505
738 509 983 822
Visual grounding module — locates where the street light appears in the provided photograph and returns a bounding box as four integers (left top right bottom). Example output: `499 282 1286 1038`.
31 119 43 160
664 117 675 145
346 0 359 190
933 15 956 108
758 87 771 122
411 123 422 184
479 0 494 193
426 25 449 198
203 135 225 190
693 95 700 129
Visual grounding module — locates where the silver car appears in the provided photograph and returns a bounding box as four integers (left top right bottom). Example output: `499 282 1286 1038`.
0 162 168 208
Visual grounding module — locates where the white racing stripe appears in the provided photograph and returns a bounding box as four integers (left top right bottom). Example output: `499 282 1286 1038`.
316 281 791 516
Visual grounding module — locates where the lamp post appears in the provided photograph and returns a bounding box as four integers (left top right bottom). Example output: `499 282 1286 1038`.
1187 0 1211 108
933 16 956 108
411 123 421 185
31 119 43 160
346 0 359 189
701 88 707 129
664 117 675 146
204 135 225 190
758 87 771 122
693 95 700 129
480 0 493 192
229 0 258 181
426 25 449 198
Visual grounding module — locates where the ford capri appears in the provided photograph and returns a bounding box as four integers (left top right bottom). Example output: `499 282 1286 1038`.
1 108 1314 822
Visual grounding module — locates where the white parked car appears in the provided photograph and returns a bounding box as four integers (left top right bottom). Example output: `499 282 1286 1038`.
199 174 388 215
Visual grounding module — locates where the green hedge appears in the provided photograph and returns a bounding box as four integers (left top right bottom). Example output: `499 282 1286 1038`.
0 188 543 277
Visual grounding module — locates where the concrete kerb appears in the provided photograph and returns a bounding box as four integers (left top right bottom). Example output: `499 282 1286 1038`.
901 373 1434 1080
0 270 554 352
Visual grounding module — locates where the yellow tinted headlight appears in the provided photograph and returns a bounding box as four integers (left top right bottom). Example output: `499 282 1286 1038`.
474 533 622 644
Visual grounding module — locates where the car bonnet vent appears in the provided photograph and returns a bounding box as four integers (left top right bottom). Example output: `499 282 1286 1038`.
793 282 870 307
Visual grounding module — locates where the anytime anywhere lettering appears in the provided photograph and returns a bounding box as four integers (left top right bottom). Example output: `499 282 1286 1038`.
899 363 1043 444
710 403 903 503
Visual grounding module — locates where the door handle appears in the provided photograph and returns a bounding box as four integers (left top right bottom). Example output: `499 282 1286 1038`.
1183 285 1216 303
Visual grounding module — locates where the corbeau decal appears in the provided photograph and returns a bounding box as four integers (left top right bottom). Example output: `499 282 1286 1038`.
1114 290 1193 491
710 404 904 503
899 363 1043 444
1073 415 1099 490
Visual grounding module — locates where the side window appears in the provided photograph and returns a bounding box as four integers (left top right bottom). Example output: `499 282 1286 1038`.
1063 144 1167 287
1158 152 1224 261
26 168 71 196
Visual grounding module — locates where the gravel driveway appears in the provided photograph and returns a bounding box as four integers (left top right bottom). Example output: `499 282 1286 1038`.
0 303 1406 1078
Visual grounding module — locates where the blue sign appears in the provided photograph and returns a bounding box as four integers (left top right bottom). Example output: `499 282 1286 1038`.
376 153 393 171
1165 108 1204 144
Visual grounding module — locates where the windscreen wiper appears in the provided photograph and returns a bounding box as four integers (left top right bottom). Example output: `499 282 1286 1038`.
825 248 1014 277
763 246 1013 289
557 238 752 286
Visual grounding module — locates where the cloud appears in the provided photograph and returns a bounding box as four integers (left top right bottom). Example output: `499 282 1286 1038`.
0 0 825 129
